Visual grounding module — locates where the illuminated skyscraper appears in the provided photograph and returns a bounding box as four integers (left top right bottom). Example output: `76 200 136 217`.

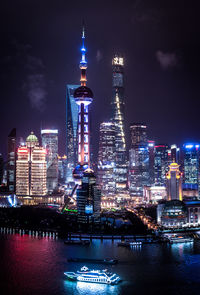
16 132 47 196
0 153 4 185
170 144 180 164
74 26 101 223
41 129 58 193
7 128 16 192
111 55 127 195
97 122 116 196
128 124 149 199
182 143 200 191
66 84 80 183
154 145 169 186
148 140 155 185
166 162 182 201
77 169 101 224
73 25 93 179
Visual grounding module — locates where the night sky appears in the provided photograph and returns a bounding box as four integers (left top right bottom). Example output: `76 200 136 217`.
0 0 200 159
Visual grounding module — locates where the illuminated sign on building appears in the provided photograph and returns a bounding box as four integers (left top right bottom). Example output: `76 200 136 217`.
112 56 124 66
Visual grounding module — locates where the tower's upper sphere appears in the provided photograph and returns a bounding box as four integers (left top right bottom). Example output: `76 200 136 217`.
74 86 93 105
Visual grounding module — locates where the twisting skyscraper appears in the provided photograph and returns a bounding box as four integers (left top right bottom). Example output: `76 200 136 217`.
111 56 127 195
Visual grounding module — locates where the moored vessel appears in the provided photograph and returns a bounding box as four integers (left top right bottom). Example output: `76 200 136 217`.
64 240 90 245
67 258 118 264
168 235 193 244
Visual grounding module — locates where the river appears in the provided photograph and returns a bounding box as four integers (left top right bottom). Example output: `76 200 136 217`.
0 233 200 295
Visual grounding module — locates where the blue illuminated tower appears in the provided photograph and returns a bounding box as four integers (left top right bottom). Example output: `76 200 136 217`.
73 25 93 179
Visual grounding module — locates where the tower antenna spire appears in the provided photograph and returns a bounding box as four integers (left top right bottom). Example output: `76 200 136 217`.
82 19 85 38
80 20 87 86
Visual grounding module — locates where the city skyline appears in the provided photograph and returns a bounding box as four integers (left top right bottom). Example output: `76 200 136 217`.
0 1 200 158
0 4 200 293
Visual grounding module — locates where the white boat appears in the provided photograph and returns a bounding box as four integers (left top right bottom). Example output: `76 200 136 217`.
169 235 194 244
129 241 142 246
64 266 121 284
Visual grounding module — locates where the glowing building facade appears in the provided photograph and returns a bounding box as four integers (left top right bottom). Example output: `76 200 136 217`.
111 56 127 195
77 169 101 224
7 128 16 192
166 162 182 201
154 145 169 186
128 124 149 199
182 144 200 191
148 140 155 185
0 153 4 185
41 129 58 193
97 122 116 196
58 155 67 183
66 85 80 183
16 132 47 196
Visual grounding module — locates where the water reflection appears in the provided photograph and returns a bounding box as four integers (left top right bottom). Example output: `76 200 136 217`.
63 280 120 295
1 234 200 295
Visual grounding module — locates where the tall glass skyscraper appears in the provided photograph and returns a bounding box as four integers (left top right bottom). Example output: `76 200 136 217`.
66 84 80 183
111 55 127 195
129 124 149 199
41 129 58 193
97 122 116 196
7 128 16 192
148 140 155 185
154 145 169 186
182 143 200 191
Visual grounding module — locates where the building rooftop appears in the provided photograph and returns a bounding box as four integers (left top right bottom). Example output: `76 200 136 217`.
26 132 38 143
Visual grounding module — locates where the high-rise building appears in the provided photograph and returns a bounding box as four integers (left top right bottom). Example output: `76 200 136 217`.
41 129 58 193
73 26 101 223
66 85 80 183
182 143 200 191
111 55 127 195
154 145 169 186
97 122 116 196
148 140 155 185
170 144 180 164
128 124 149 199
7 128 16 192
16 132 47 196
166 162 182 201
58 155 67 183
0 153 4 185
77 169 101 224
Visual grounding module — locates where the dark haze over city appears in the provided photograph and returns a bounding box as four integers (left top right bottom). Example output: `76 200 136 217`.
0 0 200 158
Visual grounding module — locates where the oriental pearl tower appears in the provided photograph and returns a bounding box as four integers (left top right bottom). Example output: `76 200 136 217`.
73 25 94 180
